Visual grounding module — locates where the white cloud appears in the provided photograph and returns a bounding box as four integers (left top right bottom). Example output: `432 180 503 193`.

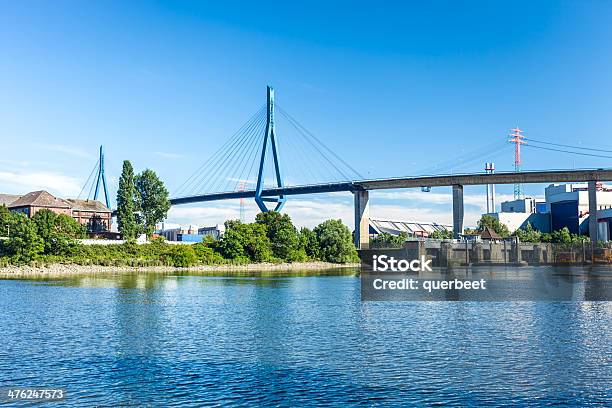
165 197 355 230
373 190 542 212
165 187 544 231
0 171 82 196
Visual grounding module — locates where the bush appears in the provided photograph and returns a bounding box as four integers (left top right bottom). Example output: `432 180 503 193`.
371 232 407 248
430 229 453 240
164 245 198 267
192 243 225 264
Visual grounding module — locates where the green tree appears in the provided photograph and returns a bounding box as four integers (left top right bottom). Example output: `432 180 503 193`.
299 227 319 259
51 214 86 255
32 209 85 255
135 169 170 236
551 227 572 244
255 211 300 260
370 232 407 248
217 220 272 262
314 219 359 263
430 229 454 240
0 205 12 237
546 227 589 244
477 215 510 237
117 160 138 240
6 213 44 263
512 222 542 243
32 209 57 251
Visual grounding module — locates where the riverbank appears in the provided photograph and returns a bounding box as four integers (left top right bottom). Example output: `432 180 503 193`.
0 261 360 279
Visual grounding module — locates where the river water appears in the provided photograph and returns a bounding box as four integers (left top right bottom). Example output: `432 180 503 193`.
0 269 610 406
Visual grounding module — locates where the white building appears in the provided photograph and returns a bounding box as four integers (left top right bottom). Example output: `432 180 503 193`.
488 183 612 240
369 218 451 238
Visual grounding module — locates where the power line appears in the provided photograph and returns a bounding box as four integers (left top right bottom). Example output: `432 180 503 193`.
524 137 612 154
524 143 612 159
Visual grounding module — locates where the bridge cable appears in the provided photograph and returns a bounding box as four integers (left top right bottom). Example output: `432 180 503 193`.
77 158 100 200
277 106 363 180
277 107 360 181
175 105 266 196
180 106 265 195
199 109 267 194
275 118 326 185
243 121 272 191
217 113 268 193
233 116 268 192
281 114 350 181
279 106 363 180
206 111 267 194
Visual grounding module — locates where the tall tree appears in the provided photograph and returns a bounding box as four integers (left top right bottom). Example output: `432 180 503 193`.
255 211 300 260
135 169 170 236
117 160 138 240
314 219 359 263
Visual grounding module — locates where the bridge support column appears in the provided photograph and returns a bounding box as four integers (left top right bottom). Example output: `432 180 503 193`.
354 190 370 250
452 184 464 239
588 180 598 242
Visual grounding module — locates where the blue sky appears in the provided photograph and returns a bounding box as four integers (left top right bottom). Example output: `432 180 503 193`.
1 1 612 228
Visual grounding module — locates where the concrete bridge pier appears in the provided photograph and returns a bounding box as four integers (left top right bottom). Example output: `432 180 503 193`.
452 184 464 239
354 190 370 249
588 180 598 242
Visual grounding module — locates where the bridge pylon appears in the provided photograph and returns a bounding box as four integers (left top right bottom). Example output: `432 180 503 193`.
94 145 111 209
254 86 286 212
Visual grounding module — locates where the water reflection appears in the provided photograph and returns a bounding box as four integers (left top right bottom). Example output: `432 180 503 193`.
0 267 610 406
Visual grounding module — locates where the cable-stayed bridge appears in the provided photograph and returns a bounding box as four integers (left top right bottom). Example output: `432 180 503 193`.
166 86 612 247
83 86 612 247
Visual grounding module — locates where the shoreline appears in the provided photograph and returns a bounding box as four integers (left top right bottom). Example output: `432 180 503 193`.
0 261 361 279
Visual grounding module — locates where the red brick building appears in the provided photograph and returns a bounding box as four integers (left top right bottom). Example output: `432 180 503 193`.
2 190 112 232
7 191 72 218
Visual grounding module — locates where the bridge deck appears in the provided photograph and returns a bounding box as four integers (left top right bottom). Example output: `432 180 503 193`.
170 168 612 205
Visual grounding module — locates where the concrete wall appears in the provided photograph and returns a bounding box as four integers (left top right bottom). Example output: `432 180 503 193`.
359 240 611 266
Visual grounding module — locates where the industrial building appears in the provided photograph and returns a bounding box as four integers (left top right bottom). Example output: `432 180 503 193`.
157 225 198 242
198 224 225 240
491 197 550 232
369 218 451 238
157 224 225 242
488 183 612 240
0 190 112 232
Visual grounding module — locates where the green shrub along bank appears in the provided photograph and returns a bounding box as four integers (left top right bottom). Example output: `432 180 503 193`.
0 206 359 267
